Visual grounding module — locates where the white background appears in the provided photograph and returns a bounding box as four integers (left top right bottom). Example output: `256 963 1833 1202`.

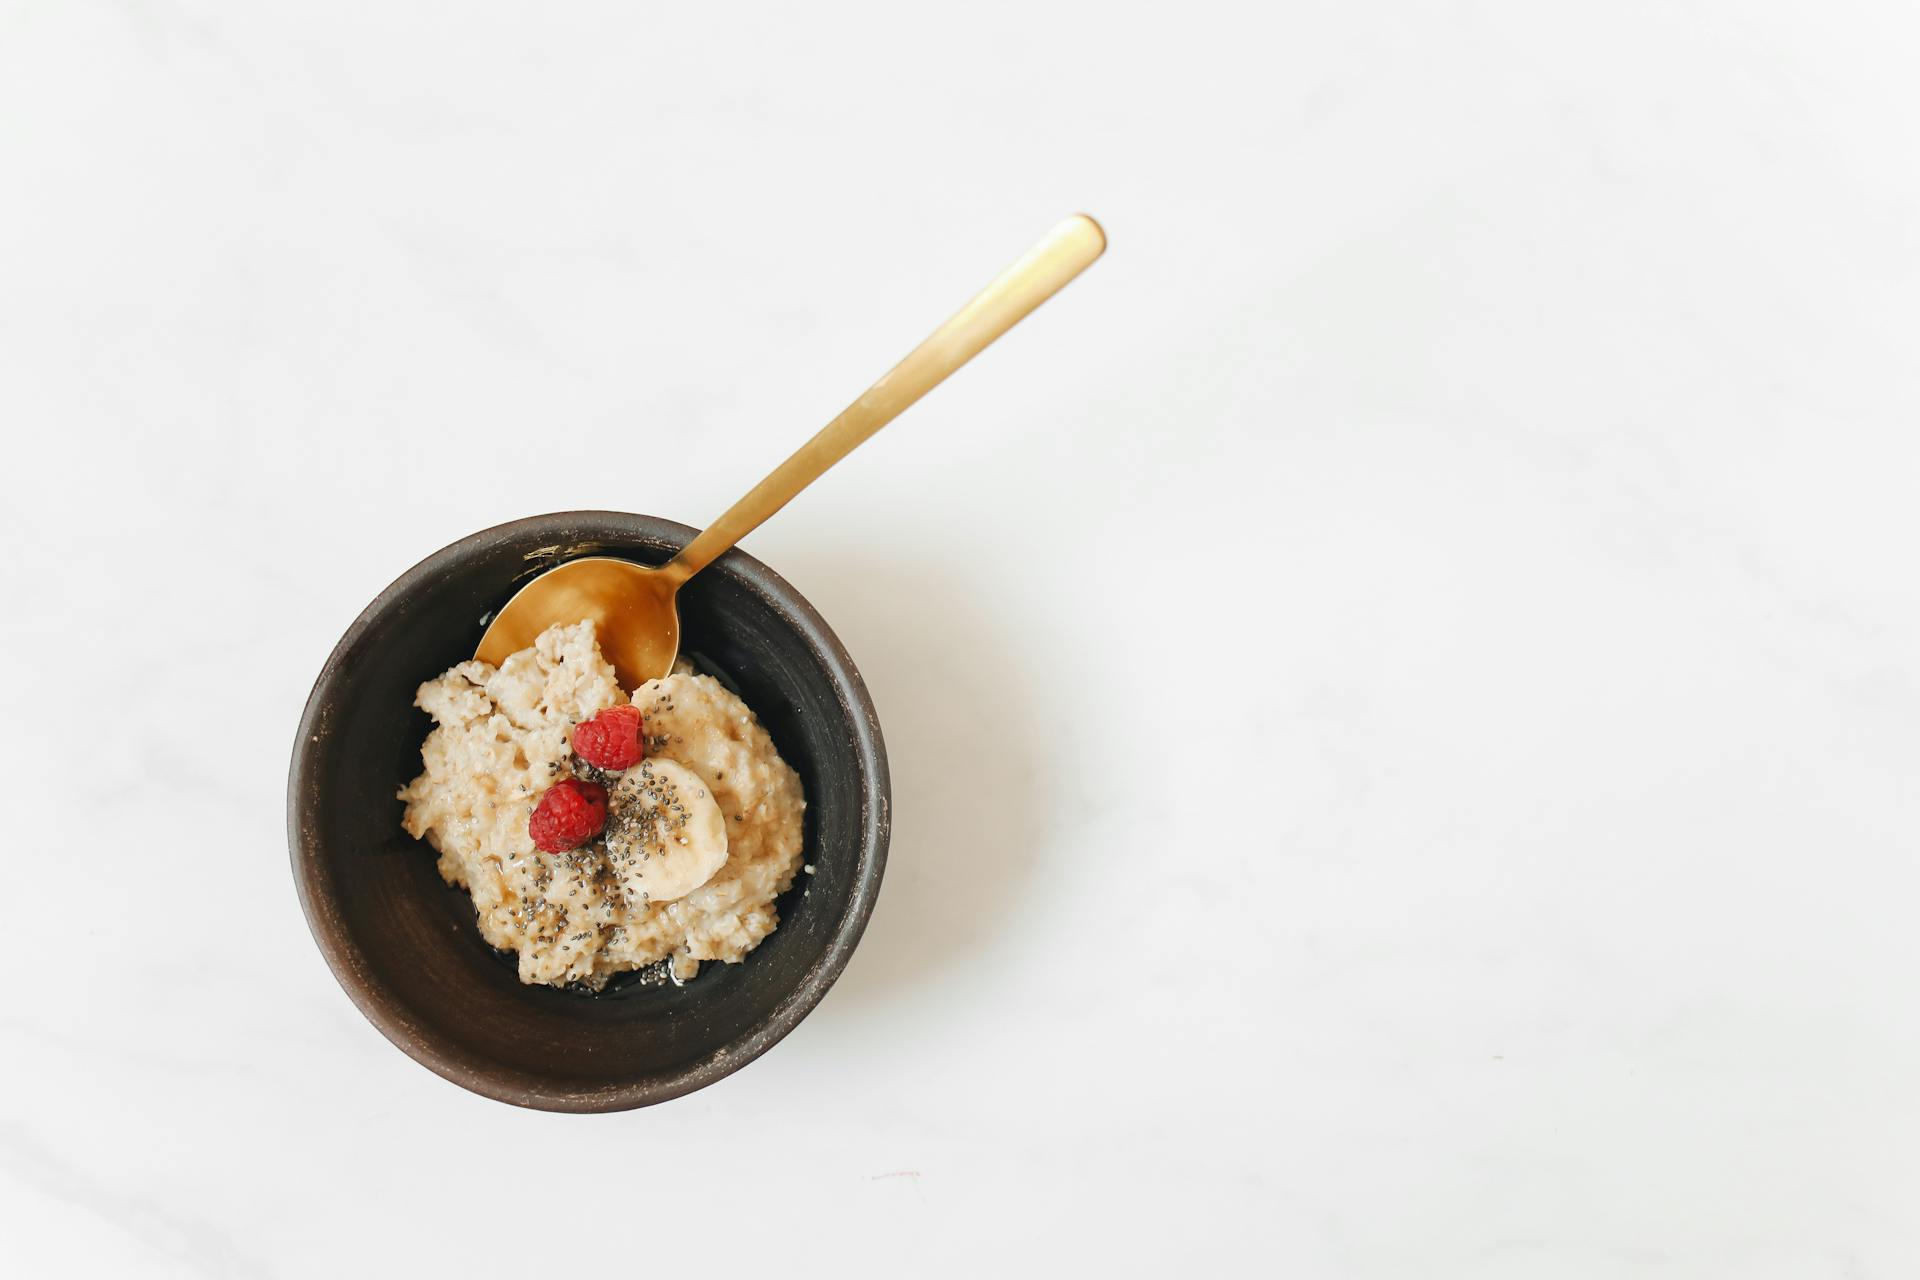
3 1 1917 1275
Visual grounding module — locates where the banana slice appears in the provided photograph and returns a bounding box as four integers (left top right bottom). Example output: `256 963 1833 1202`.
603 758 729 904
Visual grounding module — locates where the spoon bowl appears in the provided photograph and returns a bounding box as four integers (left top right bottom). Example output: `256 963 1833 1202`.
476 556 684 690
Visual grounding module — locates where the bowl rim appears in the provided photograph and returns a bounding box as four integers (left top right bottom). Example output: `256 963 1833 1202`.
287 510 890 1112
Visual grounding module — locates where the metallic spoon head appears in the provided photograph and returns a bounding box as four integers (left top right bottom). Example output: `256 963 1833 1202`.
475 557 682 692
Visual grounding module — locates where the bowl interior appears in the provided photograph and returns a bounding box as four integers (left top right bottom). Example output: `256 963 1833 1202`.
290 513 886 1110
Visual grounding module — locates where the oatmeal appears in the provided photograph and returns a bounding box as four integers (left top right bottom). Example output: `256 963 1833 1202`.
398 620 806 989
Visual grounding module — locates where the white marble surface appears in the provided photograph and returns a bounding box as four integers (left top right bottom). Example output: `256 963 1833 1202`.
4 1 1919 1274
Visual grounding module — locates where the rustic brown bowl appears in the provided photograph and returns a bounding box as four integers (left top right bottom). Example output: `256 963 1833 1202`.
288 511 890 1111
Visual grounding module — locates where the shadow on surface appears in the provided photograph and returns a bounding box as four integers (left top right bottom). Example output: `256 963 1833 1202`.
770 546 1050 1012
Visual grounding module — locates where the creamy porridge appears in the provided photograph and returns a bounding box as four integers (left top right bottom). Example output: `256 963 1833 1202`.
398 620 806 989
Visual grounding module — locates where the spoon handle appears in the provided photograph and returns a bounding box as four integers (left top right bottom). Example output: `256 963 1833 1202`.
662 214 1107 585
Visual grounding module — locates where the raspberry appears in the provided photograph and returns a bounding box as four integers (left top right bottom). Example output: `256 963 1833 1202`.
528 778 607 853
573 704 646 771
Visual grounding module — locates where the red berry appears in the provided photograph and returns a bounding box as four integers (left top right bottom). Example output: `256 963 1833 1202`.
573 704 646 771
528 778 607 853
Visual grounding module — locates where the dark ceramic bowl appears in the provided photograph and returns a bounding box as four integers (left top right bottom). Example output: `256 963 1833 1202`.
288 511 889 1112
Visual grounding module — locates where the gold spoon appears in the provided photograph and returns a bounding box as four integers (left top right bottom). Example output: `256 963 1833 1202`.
476 214 1107 690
